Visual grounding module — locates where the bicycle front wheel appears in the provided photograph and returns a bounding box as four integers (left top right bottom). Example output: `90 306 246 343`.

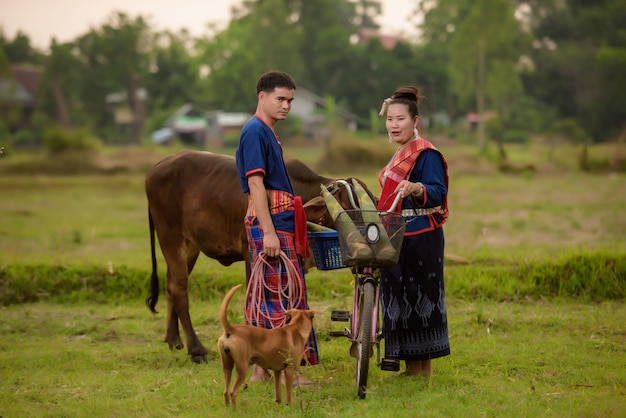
356 280 374 399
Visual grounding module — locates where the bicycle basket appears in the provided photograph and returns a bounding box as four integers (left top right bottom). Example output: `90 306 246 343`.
334 210 406 268
307 231 346 270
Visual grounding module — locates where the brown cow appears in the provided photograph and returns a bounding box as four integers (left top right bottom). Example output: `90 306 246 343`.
145 149 374 362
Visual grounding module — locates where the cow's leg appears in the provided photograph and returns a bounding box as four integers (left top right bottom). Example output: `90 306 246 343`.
176 244 208 363
164 267 184 351
165 266 208 362
161 242 207 362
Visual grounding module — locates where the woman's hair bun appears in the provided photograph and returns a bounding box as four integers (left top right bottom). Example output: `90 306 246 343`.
392 86 420 103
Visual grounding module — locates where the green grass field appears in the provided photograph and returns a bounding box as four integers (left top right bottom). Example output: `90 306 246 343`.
0 142 625 417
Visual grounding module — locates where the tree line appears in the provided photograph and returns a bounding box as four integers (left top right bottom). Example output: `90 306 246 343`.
1 0 624 147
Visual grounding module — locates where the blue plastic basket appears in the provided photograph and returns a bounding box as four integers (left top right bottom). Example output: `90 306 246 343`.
308 231 346 270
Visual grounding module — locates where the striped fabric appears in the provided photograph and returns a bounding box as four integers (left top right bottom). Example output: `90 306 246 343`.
245 189 309 258
245 189 294 218
378 139 432 188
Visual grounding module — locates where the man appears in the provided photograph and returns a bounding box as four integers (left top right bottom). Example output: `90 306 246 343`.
235 71 319 383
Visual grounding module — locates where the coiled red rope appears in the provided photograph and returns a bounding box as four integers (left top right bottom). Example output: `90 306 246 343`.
245 250 306 328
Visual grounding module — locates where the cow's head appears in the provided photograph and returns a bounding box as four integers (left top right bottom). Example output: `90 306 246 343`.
303 178 378 228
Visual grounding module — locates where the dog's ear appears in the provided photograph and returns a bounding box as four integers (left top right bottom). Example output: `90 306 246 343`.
308 309 320 319
285 310 294 319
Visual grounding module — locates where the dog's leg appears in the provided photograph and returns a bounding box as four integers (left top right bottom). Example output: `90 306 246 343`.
229 360 249 410
273 370 283 404
219 350 234 407
284 367 295 406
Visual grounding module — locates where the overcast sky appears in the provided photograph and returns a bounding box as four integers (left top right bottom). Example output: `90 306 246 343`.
0 0 419 49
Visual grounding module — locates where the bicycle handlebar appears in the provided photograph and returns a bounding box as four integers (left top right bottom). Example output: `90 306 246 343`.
385 189 404 213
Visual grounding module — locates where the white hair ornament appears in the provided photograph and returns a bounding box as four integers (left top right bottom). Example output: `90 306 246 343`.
378 98 392 116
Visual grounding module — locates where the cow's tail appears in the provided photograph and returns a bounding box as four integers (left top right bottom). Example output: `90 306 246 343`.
146 209 159 314
219 284 242 335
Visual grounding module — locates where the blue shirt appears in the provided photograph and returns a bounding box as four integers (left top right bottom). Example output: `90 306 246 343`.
235 115 295 233
403 149 447 234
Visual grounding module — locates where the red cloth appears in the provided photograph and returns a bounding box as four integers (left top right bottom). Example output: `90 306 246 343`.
294 196 310 258
378 178 403 213
377 139 426 212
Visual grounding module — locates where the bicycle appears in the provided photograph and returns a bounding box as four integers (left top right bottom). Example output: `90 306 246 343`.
308 192 406 399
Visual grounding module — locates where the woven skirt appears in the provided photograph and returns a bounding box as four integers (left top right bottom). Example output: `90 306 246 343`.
381 227 450 360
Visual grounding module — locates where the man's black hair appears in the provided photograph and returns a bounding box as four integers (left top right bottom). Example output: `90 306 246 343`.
256 71 296 94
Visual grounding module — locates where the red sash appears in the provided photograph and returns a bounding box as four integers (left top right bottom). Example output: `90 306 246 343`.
293 196 309 258
377 139 434 212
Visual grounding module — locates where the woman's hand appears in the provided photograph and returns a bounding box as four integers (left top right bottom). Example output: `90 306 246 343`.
395 180 423 198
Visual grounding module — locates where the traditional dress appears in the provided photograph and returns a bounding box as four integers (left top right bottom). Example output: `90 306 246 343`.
235 114 319 366
377 138 451 361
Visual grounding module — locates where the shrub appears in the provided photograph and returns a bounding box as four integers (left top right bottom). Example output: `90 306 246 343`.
317 136 393 173
43 126 102 155
1 252 623 306
12 128 36 147
546 119 588 145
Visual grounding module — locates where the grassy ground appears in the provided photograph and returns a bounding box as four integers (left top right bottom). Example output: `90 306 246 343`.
0 142 625 416
1 144 625 268
1 297 624 417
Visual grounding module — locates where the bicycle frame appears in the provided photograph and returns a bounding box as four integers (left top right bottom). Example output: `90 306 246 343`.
327 190 405 399
350 267 382 362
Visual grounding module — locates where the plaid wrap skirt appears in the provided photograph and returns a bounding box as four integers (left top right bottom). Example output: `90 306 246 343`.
245 220 320 366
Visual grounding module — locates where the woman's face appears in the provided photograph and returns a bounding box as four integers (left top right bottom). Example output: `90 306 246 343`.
386 103 418 146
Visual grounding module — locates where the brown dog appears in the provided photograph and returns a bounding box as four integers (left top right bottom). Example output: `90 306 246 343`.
217 284 316 409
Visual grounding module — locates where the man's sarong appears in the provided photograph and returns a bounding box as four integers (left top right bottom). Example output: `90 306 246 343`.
245 221 320 366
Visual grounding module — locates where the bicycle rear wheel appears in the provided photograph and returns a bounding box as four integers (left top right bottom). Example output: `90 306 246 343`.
356 280 374 399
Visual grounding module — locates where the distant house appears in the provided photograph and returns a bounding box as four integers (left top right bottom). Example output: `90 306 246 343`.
150 104 251 147
291 87 358 139
151 86 358 147
0 64 41 132
104 87 148 142
356 28 404 50
205 110 251 146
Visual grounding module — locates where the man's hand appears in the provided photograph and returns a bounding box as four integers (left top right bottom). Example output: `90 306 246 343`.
263 231 281 258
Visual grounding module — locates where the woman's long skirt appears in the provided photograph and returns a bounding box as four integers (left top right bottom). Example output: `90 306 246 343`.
381 227 450 360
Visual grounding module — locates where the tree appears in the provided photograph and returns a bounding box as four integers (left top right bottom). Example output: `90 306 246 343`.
147 30 201 112
296 0 357 93
76 12 152 143
0 46 21 132
522 0 626 142
414 0 472 124
38 39 82 128
448 0 527 151
354 0 383 29
0 30 40 65
195 0 303 112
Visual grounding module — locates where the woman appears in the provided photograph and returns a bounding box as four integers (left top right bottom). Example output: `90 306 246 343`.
376 86 450 377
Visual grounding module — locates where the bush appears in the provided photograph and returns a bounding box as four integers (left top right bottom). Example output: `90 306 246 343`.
546 118 589 145
1 252 623 306
317 136 393 173
447 251 626 302
12 128 36 147
43 126 102 155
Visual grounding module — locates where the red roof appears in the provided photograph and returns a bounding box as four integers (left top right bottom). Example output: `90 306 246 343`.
358 28 403 50
10 64 41 100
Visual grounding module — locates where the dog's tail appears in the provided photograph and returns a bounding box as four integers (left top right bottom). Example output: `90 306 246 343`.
219 284 242 335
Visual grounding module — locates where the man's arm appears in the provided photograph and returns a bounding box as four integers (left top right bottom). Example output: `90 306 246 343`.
248 174 281 257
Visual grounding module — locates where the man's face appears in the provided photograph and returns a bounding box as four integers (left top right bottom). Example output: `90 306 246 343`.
259 87 295 122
